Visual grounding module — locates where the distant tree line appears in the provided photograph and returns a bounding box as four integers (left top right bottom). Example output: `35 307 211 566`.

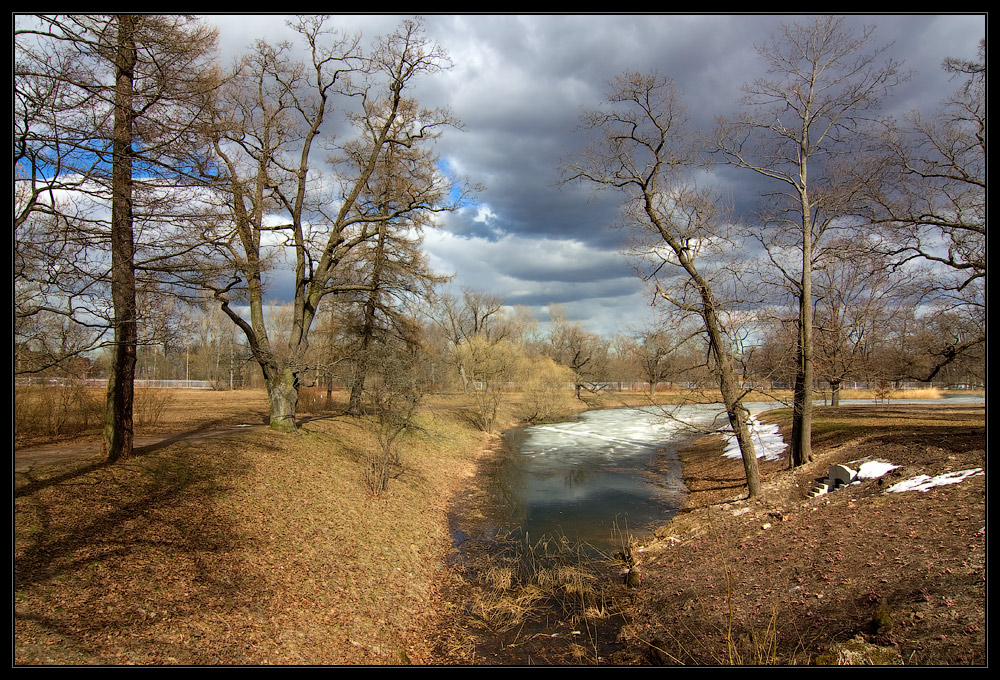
16 15 983 486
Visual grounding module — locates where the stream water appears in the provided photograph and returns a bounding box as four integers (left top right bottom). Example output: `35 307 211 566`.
487 404 733 550
481 394 985 552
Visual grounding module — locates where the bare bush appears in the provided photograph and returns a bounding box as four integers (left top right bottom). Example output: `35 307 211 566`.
363 341 425 496
15 383 102 441
133 388 177 429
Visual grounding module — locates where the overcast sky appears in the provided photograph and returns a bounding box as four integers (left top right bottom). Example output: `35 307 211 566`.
205 13 985 337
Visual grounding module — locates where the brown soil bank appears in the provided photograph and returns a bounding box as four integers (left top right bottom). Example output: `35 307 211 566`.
609 404 986 665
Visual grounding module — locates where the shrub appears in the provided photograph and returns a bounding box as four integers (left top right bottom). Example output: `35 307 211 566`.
14 383 102 440
515 356 577 423
133 388 176 429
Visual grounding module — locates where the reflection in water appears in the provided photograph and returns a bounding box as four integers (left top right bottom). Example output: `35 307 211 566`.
478 397 984 551
563 466 595 488
487 407 703 549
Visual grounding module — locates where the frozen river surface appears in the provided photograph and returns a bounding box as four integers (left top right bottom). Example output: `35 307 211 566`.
495 404 731 548
492 395 983 549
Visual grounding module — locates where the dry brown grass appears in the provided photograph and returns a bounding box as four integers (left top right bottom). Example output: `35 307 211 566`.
613 403 985 666
14 390 492 665
15 387 274 448
14 384 104 441
822 386 945 401
440 528 626 665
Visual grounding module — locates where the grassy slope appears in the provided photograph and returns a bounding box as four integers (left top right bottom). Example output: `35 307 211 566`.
14 387 981 665
15 391 492 664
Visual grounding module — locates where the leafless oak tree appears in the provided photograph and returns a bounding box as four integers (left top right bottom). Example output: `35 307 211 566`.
204 17 469 431
715 16 907 466
565 72 762 497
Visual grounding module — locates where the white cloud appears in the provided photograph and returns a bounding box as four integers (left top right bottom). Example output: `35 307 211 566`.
421 226 649 334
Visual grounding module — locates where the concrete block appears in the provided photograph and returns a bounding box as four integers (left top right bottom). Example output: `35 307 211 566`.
828 464 857 488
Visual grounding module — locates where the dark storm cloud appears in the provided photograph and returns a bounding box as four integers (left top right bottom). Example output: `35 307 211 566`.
206 14 985 335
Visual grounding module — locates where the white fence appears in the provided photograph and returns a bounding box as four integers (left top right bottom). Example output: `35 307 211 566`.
16 378 214 389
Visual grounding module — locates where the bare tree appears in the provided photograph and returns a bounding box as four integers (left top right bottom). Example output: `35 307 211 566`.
812 239 913 405
875 303 985 387
565 72 762 497
859 39 985 381
546 306 609 399
427 288 510 393
15 14 219 462
628 320 702 394
362 334 426 495
205 17 468 431
716 16 907 466
871 39 984 292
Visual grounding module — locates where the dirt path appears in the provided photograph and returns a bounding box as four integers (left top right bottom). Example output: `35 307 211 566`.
14 425 267 472
13 408 352 472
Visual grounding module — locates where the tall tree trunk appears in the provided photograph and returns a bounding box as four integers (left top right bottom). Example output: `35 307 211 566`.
102 15 138 463
266 367 299 433
703 300 761 498
790 191 814 467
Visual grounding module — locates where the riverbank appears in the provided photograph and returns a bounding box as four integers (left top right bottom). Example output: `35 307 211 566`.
15 392 495 664
14 392 984 665
611 403 986 665
14 388 666 665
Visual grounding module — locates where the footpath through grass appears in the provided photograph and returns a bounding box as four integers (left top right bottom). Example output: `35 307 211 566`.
14 387 978 665
14 390 495 664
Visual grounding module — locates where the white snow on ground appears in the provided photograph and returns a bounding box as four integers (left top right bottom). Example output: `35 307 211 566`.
855 460 899 480
886 468 984 493
716 416 983 495
721 417 787 461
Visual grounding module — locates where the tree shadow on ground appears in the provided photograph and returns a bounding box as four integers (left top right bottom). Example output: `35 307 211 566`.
14 439 268 664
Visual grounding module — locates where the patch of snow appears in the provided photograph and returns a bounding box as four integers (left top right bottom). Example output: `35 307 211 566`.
855 461 899 480
721 417 787 462
886 468 984 493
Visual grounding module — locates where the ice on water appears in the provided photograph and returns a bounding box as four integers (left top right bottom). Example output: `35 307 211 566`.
524 405 731 461
721 416 788 462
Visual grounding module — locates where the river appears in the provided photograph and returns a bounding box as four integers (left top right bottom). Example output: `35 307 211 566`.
485 394 984 551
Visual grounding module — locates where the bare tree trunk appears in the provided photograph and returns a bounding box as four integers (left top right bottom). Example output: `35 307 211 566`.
266 367 299 433
791 194 814 467
703 298 761 498
102 15 138 463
